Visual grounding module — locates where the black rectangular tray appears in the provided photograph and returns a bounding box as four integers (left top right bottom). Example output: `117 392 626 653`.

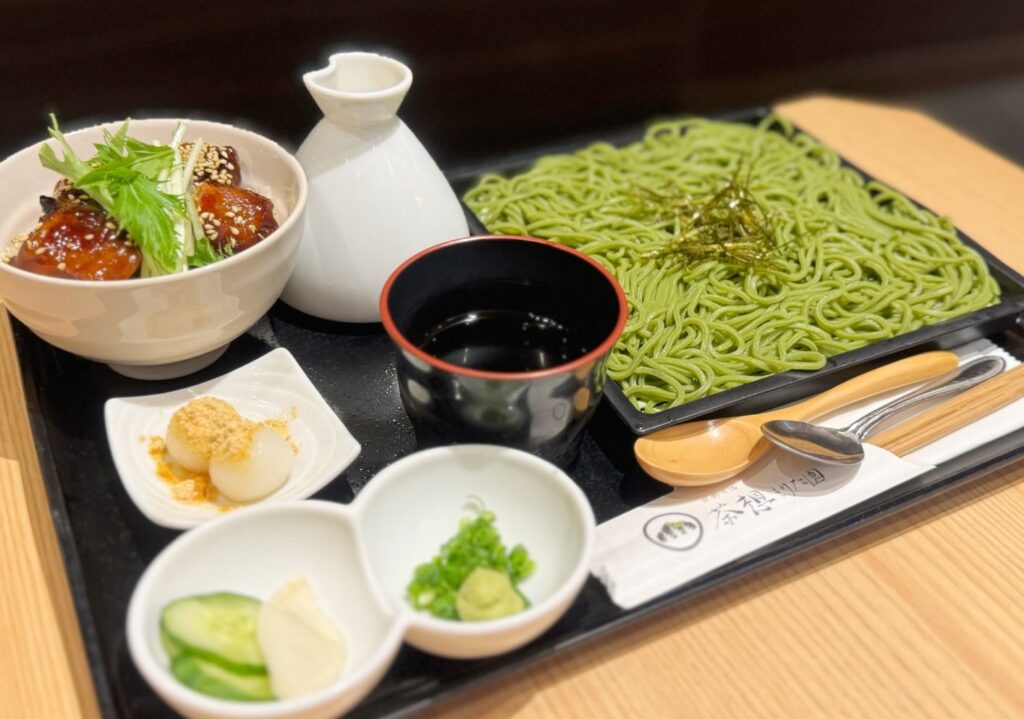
18 315 1024 718
14 108 1024 718
447 109 1024 434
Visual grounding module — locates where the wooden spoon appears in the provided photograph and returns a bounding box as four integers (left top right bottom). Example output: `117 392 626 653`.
634 351 958 486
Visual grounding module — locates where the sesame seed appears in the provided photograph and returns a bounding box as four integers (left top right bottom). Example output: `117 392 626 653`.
212 219 221 227
226 163 235 170
225 211 235 218
58 262 66 270
35 246 45 255
105 222 117 230
248 224 256 233
84 233 95 240
230 226 240 236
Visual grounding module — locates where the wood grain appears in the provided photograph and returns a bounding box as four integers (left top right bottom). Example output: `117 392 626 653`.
0 309 101 719
3 96 1024 719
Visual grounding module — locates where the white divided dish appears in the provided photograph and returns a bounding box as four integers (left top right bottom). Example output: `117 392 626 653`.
105 348 360 529
127 445 595 718
127 502 403 719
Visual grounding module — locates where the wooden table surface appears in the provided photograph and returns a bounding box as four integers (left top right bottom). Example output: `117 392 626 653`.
3 96 1024 719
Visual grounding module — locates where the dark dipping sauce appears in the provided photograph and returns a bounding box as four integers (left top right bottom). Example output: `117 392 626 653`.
417 309 590 372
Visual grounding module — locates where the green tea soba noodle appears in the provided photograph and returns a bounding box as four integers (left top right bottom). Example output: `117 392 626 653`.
464 114 1000 413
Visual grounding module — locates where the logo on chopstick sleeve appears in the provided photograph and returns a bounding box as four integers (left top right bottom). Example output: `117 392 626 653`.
643 512 703 551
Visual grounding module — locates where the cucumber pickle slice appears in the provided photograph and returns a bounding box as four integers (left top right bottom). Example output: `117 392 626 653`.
160 592 266 675
171 654 273 702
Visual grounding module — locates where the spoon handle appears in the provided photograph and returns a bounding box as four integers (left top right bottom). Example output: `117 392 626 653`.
873 362 1024 456
845 355 1006 439
777 351 959 422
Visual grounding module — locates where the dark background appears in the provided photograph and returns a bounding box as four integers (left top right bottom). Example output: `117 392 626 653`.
3 0 1024 167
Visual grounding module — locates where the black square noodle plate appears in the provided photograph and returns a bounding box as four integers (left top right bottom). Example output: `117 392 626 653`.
15 108 1024 718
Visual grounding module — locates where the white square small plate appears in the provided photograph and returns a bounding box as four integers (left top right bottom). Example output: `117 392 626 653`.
105 348 361 530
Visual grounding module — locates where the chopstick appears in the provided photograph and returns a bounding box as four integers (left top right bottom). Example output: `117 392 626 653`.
873 362 1024 457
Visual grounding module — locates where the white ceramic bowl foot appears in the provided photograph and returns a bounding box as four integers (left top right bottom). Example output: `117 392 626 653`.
107 345 229 380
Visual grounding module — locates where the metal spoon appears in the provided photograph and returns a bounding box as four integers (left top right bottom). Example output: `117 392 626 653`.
761 355 1006 465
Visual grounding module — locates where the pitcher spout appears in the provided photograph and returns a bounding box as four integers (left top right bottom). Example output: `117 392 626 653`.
303 52 412 128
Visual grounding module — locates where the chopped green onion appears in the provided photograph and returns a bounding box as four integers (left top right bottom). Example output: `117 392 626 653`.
406 506 534 620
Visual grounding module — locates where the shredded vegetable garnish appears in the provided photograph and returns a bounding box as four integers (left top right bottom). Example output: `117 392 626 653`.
628 171 781 269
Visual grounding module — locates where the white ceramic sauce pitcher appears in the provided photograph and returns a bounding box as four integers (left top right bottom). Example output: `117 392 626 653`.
282 52 469 322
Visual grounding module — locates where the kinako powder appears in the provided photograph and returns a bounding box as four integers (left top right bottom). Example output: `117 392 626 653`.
147 435 221 505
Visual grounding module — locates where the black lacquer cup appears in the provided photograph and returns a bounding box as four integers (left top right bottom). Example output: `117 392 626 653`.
380 235 628 466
